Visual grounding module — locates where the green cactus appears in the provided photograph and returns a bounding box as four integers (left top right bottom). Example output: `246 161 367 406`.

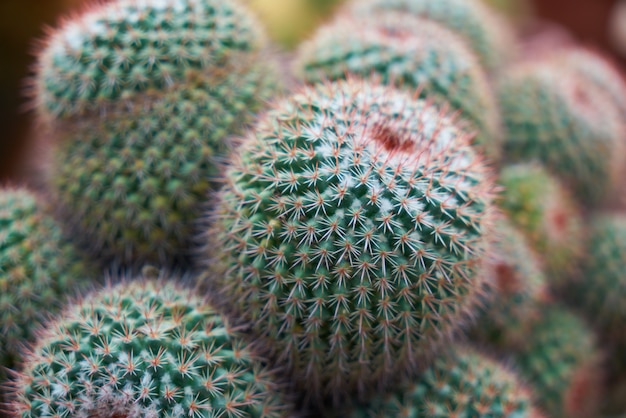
499 62 623 204
498 164 585 284
294 13 501 161
347 347 543 418
348 0 516 71
469 219 548 350
203 80 497 404
0 188 93 392
8 279 291 418
514 305 601 418
37 0 280 266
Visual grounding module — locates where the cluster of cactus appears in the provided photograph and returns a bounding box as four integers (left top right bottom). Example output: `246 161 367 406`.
3 0 626 417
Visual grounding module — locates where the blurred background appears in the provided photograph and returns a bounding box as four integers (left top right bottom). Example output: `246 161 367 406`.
1 0 625 183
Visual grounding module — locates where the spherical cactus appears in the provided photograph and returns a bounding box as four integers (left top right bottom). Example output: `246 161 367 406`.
203 80 497 405
0 188 93 387
499 61 623 204
347 347 543 418
514 305 601 418
347 0 517 71
36 0 280 266
469 219 548 350
294 13 501 161
7 279 291 418
498 163 585 285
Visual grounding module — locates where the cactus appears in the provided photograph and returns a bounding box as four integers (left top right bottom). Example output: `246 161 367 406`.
514 305 601 418
499 61 623 204
469 219 548 350
498 163 585 284
347 347 543 418
0 188 92 388
7 279 291 418
294 13 501 161
203 80 497 404
347 0 516 71
36 0 280 266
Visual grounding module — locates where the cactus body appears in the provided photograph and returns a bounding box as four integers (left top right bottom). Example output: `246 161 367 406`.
514 306 601 418
37 0 280 266
499 62 623 204
348 347 542 418
499 164 584 284
295 13 501 161
348 0 516 71
470 219 547 350
0 188 92 385
8 280 290 418
204 80 496 404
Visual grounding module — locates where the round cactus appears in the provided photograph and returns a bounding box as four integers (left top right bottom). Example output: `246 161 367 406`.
37 0 280 266
469 219 548 350
347 347 543 418
7 279 291 418
203 80 497 404
294 13 501 161
347 0 517 71
499 61 623 204
0 188 93 387
498 164 585 284
514 305 601 418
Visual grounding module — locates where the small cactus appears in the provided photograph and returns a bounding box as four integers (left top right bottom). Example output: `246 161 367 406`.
294 13 501 160
499 61 623 204
347 347 544 418
498 163 585 284
203 80 497 404
36 0 280 266
347 0 517 71
0 188 93 405
7 279 291 418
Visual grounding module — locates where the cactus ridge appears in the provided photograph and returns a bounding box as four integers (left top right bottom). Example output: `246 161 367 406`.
295 13 501 161
204 80 496 403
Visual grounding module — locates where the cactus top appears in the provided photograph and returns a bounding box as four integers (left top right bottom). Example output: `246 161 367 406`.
348 0 516 71
206 80 496 403
295 13 501 161
8 280 289 418
35 0 267 118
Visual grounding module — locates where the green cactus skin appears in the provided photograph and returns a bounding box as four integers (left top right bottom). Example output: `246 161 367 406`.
346 347 544 418
294 13 501 161
34 0 269 119
469 219 548 351
37 0 280 266
498 164 585 285
347 0 517 71
499 62 623 204
7 280 291 418
514 305 601 418
0 188 93 389
203 80 497 405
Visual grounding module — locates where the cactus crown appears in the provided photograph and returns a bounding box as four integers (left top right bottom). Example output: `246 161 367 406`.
8 280 289 418
205 80 496 403
35 0 267 118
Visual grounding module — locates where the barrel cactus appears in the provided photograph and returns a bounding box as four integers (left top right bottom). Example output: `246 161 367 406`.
499 61 623 204
35 0 280 267
499 163 585 284
295 13 501 161
347 347 544 418
514 305 601 418
7 279 291 418
347 0 517 71
0 188 93 408
203 80 497 404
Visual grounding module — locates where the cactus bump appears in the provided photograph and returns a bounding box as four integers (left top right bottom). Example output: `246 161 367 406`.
35 0 280 266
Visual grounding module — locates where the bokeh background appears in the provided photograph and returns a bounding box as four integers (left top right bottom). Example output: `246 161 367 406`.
1 0 625 183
